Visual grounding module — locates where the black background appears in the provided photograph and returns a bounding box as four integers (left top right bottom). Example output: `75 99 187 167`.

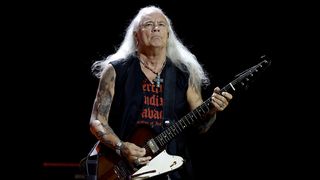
5 0 317 179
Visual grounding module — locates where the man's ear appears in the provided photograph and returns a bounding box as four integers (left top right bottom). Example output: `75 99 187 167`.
134 32 139 46
134 31 138 39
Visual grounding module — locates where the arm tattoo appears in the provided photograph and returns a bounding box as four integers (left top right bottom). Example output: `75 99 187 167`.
101 137 113 146
96 71 114 117
96 131 107 139
94 67 117 146
98 97 112 116
100 125 117 146
102 124 115 133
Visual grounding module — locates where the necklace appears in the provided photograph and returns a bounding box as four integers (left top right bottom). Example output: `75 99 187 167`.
139 59 166 88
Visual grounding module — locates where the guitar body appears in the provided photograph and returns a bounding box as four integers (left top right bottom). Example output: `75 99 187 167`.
97 126 180 180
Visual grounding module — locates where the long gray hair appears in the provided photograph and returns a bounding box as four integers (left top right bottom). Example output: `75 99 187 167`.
92 5 209 92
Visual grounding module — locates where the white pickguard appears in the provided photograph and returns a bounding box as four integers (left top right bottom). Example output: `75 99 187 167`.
131 150 184 179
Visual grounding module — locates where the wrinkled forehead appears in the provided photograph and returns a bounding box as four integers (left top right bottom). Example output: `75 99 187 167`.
140 12 167 23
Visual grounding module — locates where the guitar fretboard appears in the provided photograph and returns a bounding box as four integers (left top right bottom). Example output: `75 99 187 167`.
144 58 271 155
154 98 212 148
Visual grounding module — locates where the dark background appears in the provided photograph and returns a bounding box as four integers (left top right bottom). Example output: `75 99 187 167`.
5 0 316 179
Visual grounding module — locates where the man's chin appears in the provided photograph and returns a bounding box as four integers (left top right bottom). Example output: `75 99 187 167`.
150 42 165 48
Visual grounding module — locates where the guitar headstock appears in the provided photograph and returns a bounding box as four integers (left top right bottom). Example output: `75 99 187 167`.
221 55 271 92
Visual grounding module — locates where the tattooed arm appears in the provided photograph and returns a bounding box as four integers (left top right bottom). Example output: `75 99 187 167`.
89 64 150 164
89 64 120 149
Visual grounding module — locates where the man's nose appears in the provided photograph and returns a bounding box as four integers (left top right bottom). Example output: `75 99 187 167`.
152 26 160 32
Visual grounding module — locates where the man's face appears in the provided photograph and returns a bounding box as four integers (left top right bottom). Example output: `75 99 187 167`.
136 12 169 49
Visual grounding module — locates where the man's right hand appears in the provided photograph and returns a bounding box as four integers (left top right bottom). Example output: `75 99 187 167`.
121 142 152 165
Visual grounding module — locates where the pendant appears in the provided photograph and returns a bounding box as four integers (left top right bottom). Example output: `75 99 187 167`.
153 74 163 88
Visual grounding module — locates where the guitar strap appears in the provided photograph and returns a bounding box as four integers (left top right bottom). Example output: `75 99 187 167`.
163 58 176 129
162 59 179 157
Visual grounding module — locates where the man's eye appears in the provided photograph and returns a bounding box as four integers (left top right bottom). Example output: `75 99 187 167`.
146 23 154 26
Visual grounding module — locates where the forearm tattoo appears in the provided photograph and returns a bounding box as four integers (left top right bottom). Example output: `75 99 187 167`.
94 124 117 146
100 124 117 146
102 123 116 135
96 131 107 139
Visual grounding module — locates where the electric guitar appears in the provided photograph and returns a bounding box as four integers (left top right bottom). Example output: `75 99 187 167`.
95 55 271 180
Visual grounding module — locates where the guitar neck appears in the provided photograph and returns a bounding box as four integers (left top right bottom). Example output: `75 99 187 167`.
145 57 271 155
152 97 212 148
145 80 239 155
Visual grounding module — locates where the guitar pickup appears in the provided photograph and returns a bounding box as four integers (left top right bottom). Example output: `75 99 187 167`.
147 139 159 153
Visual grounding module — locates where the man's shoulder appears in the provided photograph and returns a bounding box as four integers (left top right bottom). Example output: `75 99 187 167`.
110 54 136 67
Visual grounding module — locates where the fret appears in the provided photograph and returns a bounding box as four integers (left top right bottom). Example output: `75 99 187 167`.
190 111 197 121
205 100 211 109
175 123 182 132
196 108 203 119
163 132 170 142
199 105 206 114
155 135 162 146
165 131 171 140
170 126 177 136
174 125 180 133
199 105 206 113
195 108 202 118
155 136 163 146
160 133 168 144
165 129 173 139
158 136 165 146
171 126 176 135
180 120 186 129
165 133 171 142
186 114 193 124
181 117 188 127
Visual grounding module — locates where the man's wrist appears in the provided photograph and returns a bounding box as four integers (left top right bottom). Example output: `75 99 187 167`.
115 141 123 156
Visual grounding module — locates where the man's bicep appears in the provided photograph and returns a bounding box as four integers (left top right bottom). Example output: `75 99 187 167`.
95 64 116 123
186 85 203 110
